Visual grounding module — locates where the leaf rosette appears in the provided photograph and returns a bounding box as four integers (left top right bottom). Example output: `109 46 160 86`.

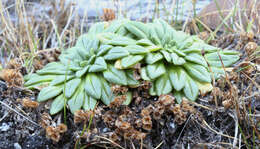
24 19 240 115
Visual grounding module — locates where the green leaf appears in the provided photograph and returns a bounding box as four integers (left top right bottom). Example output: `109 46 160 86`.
88 22 106 34
37 86 63 102
126 70 139 87
85 73 102 99
149 25 161 45
105 36 136 46
146 62 166 80
169 66 186 91
121 55 144 69
145 52 163 64
103 64 127 85
153 19 165 40
160 50 171 62
205 51 240 67
173 90 185 104
170 46 186 57
97 45 113 56
125 22 148 39
149 81 156 96
184 62 211 83
136 39 154 46
76 65 89 78
171 53 186 65
211 67 225 79
25 74 56 87
68 89 84 114
50 75 75 86
89 57 107 72
185 53 207 67
104 47 129 60
83 93 97 111
75 47 90 60
182 42 202 53
125 45 149 55
177 36 194 50
100 77 113 105
65 78 81 98
122 91 132 105
50 94 65 115
155 74 172 96
36 63 71 75
183 76 199 101
140 67 151 81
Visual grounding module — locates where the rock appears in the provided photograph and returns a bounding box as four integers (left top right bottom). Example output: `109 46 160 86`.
198 0 260 33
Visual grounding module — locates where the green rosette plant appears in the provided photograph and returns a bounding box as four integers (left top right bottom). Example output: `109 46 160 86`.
24 19 240 115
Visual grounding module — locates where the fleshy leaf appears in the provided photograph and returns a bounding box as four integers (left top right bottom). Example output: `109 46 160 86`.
126 70 139 87
169 66 186 91
125 45 149 54
83 93 97 111
183 76 199 101
68 89 84 114
76 65 89 78
97 45 113 56
160 50 171 62
171 53 186 65
100 77 113 105
103 64 127 85
65 78 81 98
121 55 144 69
205 51 240 67
123 91 132 105
173 90 185 104
185 53 207 67
155 73 172 95
24 74 56 87
184 62 211 83
104 47 129 60
50 94 65 115
145 52 163 64
146 62 166 80
140 67 151 81
85 73 102 99
89 57 107 72
50 75 75 86
37 86 63 102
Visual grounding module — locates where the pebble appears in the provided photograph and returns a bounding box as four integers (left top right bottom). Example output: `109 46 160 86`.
0 122 10 132
14 143 22 149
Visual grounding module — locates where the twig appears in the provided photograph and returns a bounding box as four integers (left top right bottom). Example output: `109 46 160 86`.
154 141 164 149
95 136 125 149
0 101 41 127
174 115 192 148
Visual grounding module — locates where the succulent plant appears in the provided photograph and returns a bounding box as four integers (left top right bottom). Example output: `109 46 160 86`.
24 19 240 114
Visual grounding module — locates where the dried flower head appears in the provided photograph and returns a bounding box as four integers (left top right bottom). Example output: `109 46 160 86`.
245 42 258 57
46 126 60 142
74 110 93 124
111 85 128 94
39 112 52 129
109 95 126 108
56 123 67 133
101 8 115 21
22 97 39 108
0 69 24 87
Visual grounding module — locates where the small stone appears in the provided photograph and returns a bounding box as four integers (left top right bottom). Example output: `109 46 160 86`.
0 123 10 132
14 143 22 149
